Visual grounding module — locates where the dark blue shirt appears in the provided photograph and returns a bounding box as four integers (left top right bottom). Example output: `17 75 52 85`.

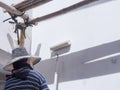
4 69 49 90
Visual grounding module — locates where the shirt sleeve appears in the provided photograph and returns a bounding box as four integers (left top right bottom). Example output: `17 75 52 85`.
32 70 49 90
40 77 49 90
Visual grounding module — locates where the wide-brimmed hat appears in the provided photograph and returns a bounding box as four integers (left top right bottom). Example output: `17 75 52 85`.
3 47 41 71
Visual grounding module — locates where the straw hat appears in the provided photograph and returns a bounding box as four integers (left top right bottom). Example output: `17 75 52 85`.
3 47 41 71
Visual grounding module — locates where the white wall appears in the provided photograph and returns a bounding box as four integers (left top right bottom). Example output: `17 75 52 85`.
32 0 120 59
59 73 120 90
32 0 120 90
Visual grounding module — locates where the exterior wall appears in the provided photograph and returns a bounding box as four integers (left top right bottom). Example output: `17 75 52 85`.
0 82 5 90
32 0 120 60
32 0 120 90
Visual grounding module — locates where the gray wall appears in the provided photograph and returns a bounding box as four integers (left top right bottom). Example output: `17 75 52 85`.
0 82 5 90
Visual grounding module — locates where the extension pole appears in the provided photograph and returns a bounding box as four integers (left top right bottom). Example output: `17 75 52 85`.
54 54 59 90
19 29 25 47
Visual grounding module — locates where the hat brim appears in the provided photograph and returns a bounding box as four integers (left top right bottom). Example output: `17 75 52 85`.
3 55 41 71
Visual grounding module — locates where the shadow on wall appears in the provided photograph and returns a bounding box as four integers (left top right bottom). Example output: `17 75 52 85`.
0 82 4 90
0 72 5 89
35 40 120 84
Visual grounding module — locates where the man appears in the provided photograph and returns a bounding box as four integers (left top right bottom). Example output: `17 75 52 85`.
3 47 49 90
